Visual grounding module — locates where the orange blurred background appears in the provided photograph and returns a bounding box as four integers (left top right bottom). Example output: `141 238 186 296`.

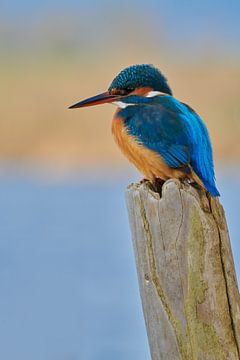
1 2 240 175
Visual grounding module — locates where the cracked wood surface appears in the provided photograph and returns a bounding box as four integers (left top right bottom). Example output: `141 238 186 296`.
126 179 240 360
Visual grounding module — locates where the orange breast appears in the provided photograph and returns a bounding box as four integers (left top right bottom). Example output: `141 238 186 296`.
111 115 187 182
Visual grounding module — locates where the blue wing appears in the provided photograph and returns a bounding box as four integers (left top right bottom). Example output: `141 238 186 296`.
120 95 220 196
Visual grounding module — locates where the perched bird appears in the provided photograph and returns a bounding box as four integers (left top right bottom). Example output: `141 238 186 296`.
69 64 219 197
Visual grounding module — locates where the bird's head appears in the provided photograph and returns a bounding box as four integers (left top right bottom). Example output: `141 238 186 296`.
69 64 172 109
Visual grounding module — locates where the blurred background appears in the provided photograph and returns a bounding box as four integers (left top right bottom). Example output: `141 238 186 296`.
0 0 239 359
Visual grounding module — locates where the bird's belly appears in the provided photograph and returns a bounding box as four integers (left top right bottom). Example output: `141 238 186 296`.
112 117 185 181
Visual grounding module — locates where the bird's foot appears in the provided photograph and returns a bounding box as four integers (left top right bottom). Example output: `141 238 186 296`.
186 179 202 192
140 178 149 184
151 178 165 196
139 177 164 195
182 178 194 185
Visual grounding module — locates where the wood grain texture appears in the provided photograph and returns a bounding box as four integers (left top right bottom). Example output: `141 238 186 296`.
125 179 240 360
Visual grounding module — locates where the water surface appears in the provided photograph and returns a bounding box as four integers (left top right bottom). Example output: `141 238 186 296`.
0 168 239 360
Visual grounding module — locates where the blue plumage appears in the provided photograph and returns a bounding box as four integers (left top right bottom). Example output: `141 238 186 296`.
70 63 219 197
109 64 172 95
119 95 220 197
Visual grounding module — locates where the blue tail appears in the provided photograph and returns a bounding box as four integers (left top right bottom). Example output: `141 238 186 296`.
202 179 220 197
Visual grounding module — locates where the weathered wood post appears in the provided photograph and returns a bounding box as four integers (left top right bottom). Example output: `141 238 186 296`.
126 179 240 360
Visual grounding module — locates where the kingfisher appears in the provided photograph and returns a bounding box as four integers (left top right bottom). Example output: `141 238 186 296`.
69 64 220 197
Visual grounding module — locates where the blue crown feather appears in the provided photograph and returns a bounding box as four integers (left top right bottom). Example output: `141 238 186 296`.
108 64 173 95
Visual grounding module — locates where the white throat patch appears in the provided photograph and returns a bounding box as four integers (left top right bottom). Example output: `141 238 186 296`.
146 91 164 98
112 91 165 108
112 101 135 109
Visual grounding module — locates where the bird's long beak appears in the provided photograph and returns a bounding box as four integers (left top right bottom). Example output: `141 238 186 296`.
68 91 119 109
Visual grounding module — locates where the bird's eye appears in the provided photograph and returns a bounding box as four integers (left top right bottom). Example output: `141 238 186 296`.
110 88 134 96
125 88 134 94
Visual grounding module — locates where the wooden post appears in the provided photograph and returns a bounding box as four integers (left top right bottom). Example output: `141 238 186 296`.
126 179 240 360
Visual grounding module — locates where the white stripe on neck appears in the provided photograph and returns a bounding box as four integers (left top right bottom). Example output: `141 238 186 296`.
146 91 165 98
112 101 135 109
112 91 166 108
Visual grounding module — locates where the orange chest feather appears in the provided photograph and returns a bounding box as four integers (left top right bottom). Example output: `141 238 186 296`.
111 115 188 182
111 117 132 154
111 116 167 180
111 116 143 164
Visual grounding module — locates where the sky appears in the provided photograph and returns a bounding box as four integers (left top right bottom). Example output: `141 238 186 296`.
1 0 240 59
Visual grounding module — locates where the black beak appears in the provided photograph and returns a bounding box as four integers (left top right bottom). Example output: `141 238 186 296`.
68 91 120 109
